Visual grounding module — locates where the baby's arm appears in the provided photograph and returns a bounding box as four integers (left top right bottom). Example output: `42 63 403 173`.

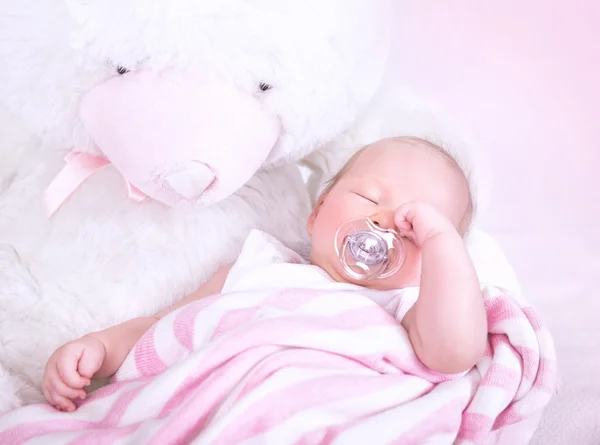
395 202 487 374
94 263 233 375
42 263 232 411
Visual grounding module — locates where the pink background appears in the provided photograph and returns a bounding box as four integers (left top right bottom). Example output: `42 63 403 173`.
389 1 600 443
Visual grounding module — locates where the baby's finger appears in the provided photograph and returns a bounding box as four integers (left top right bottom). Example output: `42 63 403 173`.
395 220 413 231
57 354 91 388
398 230 417 244
49 373 87 401
50 393 76 413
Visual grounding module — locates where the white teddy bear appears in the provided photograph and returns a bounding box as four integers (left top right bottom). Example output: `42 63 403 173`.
0 0 392 411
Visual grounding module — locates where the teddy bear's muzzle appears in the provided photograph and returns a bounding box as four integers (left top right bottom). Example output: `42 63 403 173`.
77 68 281 208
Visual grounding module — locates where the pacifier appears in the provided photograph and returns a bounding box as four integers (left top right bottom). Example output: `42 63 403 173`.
334 217 405 281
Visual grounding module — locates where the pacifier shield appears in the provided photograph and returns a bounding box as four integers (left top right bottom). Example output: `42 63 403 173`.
334 217 404 281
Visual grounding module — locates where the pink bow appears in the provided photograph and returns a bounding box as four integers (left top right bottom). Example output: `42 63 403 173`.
44 151 146 217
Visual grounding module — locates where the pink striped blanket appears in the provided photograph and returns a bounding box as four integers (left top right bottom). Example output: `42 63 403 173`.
0 285 556 444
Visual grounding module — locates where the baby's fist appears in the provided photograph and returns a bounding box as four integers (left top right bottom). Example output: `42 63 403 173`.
394 202 457 246
42 335 105 412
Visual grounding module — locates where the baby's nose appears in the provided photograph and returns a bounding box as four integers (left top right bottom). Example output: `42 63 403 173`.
369 210 396 230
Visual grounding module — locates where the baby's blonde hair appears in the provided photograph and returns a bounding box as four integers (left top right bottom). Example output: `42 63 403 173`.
319 136 474 235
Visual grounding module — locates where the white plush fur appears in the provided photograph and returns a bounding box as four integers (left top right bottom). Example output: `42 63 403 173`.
0 0 392 410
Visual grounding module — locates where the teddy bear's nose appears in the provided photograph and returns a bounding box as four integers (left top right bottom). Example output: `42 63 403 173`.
79 68 281 208
163 161 216 200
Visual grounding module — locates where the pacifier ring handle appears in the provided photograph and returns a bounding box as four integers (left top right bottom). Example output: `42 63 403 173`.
334 217 405 281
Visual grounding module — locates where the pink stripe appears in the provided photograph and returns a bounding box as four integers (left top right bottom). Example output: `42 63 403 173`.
189 305 398 387
485 296 525 331
99 383 150 426
458 412 495 441
391 397 465 445
480 362 521 391
67 424 140 445
233 348 368 403
172 295 221 351
512 344 540 383
149 345 404 444
493 406 525 430
210 373 415 445
210 289 328 342
146 347 280 445
210 306 260 341
157 346 277 419
0 419 95 445
172 305 200 352
148 340 282 431
134 323 168 377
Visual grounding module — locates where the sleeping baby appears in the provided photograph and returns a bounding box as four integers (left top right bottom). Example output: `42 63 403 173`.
41 136 488 412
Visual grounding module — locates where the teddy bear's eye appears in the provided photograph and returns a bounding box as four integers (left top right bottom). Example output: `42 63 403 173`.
116 66 130 75
258 82 272 92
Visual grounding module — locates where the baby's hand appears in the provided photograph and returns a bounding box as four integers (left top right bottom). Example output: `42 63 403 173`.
42 335 106 412
394 201 457 246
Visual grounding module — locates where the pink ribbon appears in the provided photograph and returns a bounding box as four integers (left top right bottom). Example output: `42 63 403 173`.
44 151 146 217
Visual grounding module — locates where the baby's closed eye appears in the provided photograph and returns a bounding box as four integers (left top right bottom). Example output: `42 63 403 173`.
352 191 378 204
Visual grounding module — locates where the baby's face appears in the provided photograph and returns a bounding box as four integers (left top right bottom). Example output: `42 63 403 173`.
307 138 470 290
